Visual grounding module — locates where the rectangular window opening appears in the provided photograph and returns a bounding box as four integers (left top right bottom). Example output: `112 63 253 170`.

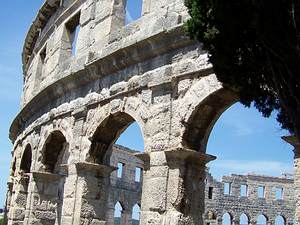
40 46 47 64
117 162 124 178
275 187 283 200
224 182 231 195
125 0 143 25
240 184 248 197
258 186 265 198
135 167 142 182
66 13 81 56
208 187 213 199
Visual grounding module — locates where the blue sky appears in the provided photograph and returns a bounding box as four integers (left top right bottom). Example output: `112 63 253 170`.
0 0 295 208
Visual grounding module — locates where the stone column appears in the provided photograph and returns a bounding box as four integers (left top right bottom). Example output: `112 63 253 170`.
8 174 30 225
4 181 14 224
282 136 300 225
121 209 133 225
27 172 63 225
137 148 215 225
250 219 257 225
217 217 223 225
110 0 126 31
233 219 240 225
72 162 116 225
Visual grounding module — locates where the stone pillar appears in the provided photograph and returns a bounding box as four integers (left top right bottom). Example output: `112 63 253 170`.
282 136 300 225
110 0 126 31
217 217 223 225
250 219 257 225
233 219 240 225
8 174 30 224
72 162 116 225
27 172 63 225
121 209 133 225
4 181 14 225
137 148 215 225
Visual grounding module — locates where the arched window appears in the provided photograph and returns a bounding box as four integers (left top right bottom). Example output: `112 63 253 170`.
240 213 249 225
42 131 67 173
132 204 141 224
275 216 286 225
20 145 32 173
257 215 267 225
114 201 123 224
222 213 232 225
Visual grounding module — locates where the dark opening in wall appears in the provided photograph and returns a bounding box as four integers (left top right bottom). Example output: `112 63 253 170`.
40 46 47 64
208 187 213 199
66 12 80 56
20 145 32 173
42 131 67 173
125 0 143 25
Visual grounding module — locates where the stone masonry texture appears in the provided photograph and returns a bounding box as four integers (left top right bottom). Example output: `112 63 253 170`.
4 0 297 225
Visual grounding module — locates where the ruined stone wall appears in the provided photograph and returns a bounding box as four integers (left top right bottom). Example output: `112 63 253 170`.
204 173 295 225
91 145 296 225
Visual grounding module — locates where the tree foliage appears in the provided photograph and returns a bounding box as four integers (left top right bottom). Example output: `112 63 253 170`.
185 0 300 142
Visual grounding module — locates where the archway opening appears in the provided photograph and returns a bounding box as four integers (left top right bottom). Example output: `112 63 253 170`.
40 131 68 224
222 213 232 225
240 213 249 225
88 112 144 225
20 145 32 173
42 131 68 173
275 216 286 225
183 89 294 225
114 201 123 225
257 215 267 225
132 204 141 224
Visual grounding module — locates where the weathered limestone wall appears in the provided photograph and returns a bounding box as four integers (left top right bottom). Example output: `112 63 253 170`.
5 0 295 225
204 173 295 225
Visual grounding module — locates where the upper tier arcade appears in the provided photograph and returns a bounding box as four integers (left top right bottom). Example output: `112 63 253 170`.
11 0 196 141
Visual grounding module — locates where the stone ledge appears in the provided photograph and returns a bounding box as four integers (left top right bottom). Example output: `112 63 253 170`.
75 162 116 177
32 171 63 181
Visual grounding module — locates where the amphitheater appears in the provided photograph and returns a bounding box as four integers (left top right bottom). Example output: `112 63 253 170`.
4 0 300 225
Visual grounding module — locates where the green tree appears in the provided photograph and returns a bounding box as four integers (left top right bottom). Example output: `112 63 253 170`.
185 0 300 142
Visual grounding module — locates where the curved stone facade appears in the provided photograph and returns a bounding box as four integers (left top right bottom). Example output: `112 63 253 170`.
5 0 295 225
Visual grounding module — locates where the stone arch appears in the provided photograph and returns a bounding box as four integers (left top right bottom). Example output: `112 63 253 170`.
275 215 286 225
20 144 32 173
257 214 268 225
240 213 250 225
41 130 68 173
182 88 237 152
114 201 124 219
222 212 234 225
132 203 141 222
86 111 143 164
